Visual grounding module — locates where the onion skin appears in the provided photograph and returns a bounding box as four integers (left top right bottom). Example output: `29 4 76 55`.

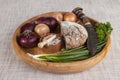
51 12 63 23
36 17 59 32
64 13 77 22
20 22 36 33
34 24 50 36
17 30 39 48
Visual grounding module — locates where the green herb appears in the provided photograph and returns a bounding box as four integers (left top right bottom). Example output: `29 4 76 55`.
95 22 113 42
28 40 106 62
28 22 113 62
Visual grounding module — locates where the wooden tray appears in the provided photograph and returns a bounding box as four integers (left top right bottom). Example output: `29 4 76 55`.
12 12 111 73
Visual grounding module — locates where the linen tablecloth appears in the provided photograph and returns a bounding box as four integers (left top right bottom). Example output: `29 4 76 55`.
0 0 120 80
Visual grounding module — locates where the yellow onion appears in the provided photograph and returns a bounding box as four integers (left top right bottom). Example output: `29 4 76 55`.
34 24 50 36
64 12 77 22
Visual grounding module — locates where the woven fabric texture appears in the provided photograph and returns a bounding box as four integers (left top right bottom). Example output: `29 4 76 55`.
0 0 120 80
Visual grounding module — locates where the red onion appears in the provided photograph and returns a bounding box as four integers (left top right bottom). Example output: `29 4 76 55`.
20 22 36 33
17 30 39 48
36 17 59 32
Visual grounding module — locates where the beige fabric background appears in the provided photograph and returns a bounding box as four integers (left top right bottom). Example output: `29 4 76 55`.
0 0 120 80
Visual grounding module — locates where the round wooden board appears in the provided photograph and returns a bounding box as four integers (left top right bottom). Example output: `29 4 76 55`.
12 12 111 74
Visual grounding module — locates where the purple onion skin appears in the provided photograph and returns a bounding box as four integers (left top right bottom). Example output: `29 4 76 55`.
17 30 39 48
20 22 36 33
36 17 59 32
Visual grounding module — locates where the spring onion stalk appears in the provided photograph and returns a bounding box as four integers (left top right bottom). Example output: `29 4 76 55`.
27 22 112 62
27 40 106 62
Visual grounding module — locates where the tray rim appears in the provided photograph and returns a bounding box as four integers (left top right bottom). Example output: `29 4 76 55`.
12 11 111 73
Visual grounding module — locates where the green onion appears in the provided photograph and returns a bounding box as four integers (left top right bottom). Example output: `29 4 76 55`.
28 40 106 62
27 22 113 62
